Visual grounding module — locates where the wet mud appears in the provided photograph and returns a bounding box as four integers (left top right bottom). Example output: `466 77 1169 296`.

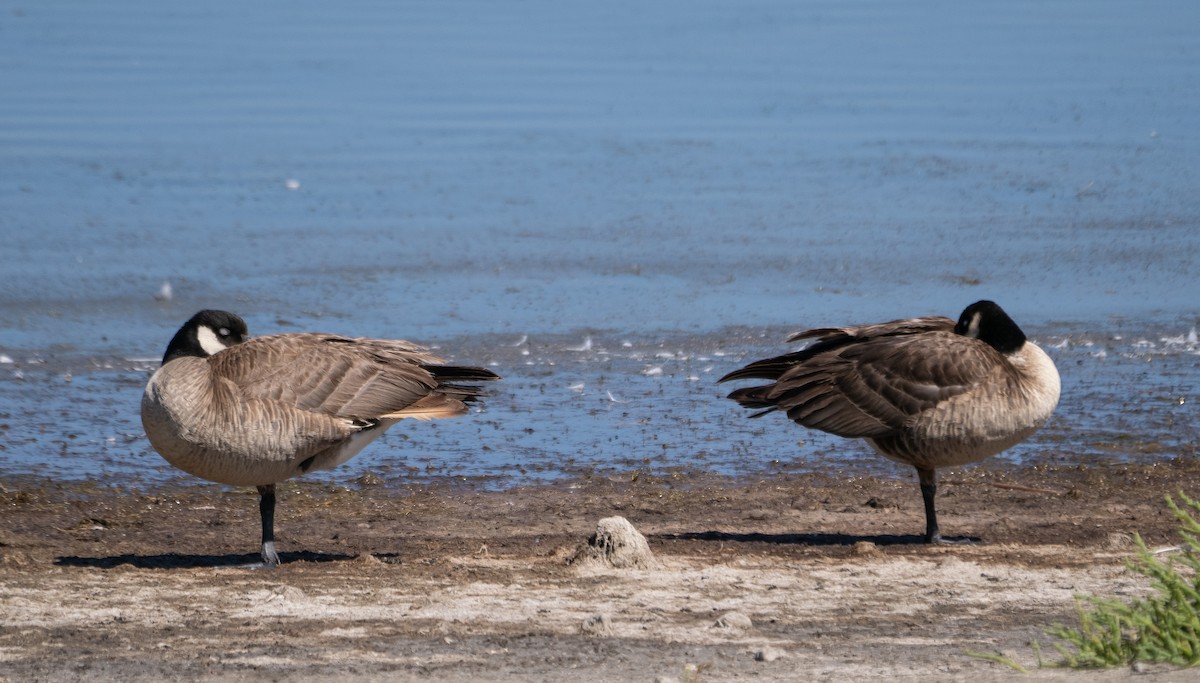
3 461 1198 681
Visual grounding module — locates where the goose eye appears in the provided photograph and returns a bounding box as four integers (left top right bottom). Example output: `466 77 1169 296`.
218 327 231 337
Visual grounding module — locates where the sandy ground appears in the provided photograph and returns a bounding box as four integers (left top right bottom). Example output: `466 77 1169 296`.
3 461 1199 682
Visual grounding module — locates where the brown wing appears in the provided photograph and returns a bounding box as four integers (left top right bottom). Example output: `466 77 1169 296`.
728 331 1004 439
720 316 955 383
207 333 477 419
786 315 956 343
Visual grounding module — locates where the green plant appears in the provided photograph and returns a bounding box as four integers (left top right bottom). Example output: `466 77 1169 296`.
1045 492 1200 668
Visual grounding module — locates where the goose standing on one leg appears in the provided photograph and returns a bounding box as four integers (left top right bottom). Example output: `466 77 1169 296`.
719 300 1060 544
141 310 501 566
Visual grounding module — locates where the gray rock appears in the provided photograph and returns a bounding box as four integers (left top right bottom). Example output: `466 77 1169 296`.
581 613 613 636
755 646 786 662
568 516 658 569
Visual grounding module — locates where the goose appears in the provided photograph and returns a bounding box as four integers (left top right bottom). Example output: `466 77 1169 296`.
141 310 501 566
718 300 1060 544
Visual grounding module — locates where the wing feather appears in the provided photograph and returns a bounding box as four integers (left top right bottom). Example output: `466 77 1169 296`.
719 316 955 383
207 333 497 420
727 328 1006 439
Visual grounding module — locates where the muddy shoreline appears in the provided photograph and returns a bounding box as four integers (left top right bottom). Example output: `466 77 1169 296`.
3 461 1197 681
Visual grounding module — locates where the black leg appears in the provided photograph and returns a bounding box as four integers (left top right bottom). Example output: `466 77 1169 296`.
917 468 978 545
917 468 941 543
257 484 280 567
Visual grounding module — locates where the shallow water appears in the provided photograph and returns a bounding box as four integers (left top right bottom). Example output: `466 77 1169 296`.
1 324 1196 487
1 1 1197 484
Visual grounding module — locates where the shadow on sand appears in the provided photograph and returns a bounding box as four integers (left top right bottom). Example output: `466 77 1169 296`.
53 550 366 569
656 530 976 546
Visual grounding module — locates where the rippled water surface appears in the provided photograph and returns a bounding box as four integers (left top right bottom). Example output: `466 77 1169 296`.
1 1 1197 484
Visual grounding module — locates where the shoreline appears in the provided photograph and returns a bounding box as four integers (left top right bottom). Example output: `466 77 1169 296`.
2 319 1197 487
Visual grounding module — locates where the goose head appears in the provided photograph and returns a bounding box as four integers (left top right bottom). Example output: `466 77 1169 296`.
161 310 250 365
954 300 1027 354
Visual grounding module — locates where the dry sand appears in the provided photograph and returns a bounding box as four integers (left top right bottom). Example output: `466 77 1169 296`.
2 461 1198 681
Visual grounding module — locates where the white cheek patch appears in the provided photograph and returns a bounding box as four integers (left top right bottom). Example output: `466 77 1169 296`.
196 325 229 356
966 312 982 338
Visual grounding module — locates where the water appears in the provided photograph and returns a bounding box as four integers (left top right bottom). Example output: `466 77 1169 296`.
1 1 1197 485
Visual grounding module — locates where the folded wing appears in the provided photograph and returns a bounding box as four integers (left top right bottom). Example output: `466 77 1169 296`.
722 320 1007 439
208 334 498 421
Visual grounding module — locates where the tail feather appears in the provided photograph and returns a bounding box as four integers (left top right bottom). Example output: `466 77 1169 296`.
723 316 957 384
425 364 501 403
428 365 502 382
726 385 778 411
718 353 807 383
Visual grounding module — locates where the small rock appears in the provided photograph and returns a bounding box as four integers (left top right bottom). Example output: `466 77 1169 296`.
853 540 879 555
1106 532 1134 549
355 472 383 487
581 613 613 636
754 646 786 662
714 611 753 630
568 516 658 569
265 585 306 603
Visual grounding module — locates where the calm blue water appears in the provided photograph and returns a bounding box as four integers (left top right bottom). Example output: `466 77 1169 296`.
1 1 1197 485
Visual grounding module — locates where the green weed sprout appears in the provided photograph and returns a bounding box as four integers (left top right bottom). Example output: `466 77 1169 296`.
1045 492 1200 668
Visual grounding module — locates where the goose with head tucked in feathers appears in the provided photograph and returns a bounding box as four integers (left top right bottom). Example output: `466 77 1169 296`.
141 310 500 566
719 300 1060 544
